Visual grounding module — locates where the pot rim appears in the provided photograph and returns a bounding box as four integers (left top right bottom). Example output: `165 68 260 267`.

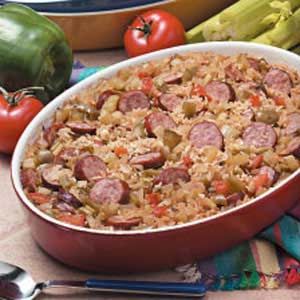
11 41 300 236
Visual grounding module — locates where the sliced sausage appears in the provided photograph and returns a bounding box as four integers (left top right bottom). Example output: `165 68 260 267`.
242 122 277 148
162 72 183 84
263 68 292 96
54 147 81 165
89 178 130 205
41 164 63 190
144 112 176 137
74 155 107 181
130 152 166 169
189 121 224 150
154 167 191 186
285 113 300 135
21 169 39 192
225 64 245 82
96 90 116 110
43 123 64 147
118 90 150 113
66 122 96 135
226 191 245 205
205 80 235 102
57 189 82 209
281 136 300 158
242 108 255 121
106 216 142 230
159 93 182 112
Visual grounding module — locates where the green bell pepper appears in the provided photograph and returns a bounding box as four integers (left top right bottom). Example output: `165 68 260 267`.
0 3 73 103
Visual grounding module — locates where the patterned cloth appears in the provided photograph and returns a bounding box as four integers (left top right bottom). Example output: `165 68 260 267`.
70 62 300 290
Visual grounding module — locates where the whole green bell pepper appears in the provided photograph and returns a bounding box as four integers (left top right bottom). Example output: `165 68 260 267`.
0 3 73 103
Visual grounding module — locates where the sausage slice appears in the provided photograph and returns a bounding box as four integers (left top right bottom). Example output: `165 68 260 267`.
43 123 64 147
118 90 150 113
89 178 130 204
159 93 182 112
57 189 82 209
256 166 279 187
162 72 183 84
243 122 277 148
144 112 176 137
189 121 224 150
226 191 245 205
130 152 166 169
54 147 82 165
281 136 300 158
74 155 107 181
285 113 300 136
106 216 142 230
263 68 292 96
154 167 191 186
21 169 39 192
205 81 236 102
66 122 96 135
41 164 64 190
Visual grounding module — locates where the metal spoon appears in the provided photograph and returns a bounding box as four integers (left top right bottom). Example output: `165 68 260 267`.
0 262 206 299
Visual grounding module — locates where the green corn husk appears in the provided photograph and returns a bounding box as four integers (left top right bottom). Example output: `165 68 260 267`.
186 0 300 43
252 6 300 49
290 43 300 54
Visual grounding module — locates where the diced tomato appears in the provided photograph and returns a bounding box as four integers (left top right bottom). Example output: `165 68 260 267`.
249 94 261 107
58 214 86 227
146 193 161 206
137 71 149 79
253 173 269 192
153 205 167 217
250 155 263 170
114 146 128 157
192 84 211 101
274 97 286 106
212 180 231 196
182 155 193 168
28 192 51 205
141 77 153 93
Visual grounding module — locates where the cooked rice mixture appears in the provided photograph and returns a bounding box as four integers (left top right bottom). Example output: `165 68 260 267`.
21 52 300 230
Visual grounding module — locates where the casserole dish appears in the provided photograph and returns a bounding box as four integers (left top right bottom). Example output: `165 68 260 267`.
12 42 300 272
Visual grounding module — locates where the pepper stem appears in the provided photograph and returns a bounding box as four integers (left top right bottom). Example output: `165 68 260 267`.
0 86 44 106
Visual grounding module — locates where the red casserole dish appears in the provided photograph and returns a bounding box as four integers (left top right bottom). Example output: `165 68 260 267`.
11 42 300 273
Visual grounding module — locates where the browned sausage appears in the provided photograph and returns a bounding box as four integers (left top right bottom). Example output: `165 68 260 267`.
280 136 300 158
243 122 277 148
263 68 293 96
96 90 116 110
205 81 236 102
118 90 150 113
154 167 191 186
43 123 64 147
144 112 176 137
54 147 81 165
74 155 107 181
162 72 183 84
188 121 224 150
41 164 63 190
66 122 96 135
159 93 182 112
226 191 245 205
285 113 300 135
57 189 82 208
106 216 142 230
89 178 130 204
225 64 245 82
130 152 166 169
21 169 39 192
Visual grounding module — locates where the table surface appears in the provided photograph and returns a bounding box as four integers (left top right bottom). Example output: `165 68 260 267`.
1 49 299 300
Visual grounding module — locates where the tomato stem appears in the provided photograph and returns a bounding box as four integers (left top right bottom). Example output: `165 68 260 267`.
0 86 44 106
129 15 153 36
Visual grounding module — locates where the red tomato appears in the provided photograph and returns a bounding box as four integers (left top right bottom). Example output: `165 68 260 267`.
0 88 43 154
124 9 186 57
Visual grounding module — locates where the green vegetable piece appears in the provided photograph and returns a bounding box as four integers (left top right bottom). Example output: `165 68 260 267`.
182 66 198 82
256 109 279 124
227 176 245 193
0 4 73 103
182 101 197 118
163 129 182 150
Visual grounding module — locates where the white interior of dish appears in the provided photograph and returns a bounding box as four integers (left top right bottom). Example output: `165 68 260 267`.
11 42 300 235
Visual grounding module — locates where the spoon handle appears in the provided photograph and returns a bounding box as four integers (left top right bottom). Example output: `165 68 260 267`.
85 279 206 297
